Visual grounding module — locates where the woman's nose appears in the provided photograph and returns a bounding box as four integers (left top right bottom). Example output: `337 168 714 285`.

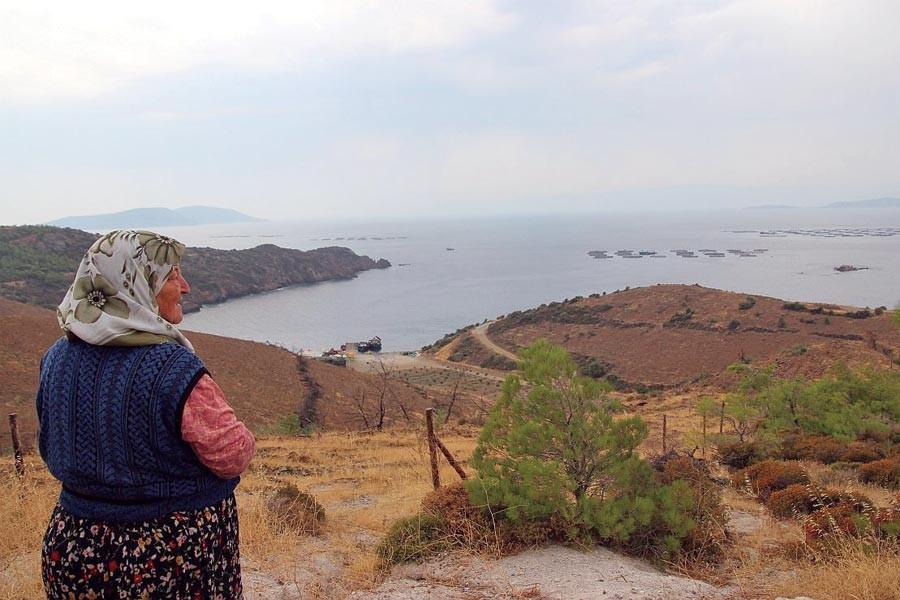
178 273 191 294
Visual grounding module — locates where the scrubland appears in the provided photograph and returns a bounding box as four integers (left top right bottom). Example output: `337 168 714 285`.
3 420 900 599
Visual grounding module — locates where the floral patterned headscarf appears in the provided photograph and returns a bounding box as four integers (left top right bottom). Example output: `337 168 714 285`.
57 230 194 350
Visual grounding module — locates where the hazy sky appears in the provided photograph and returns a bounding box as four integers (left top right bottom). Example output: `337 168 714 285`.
2 0 900 224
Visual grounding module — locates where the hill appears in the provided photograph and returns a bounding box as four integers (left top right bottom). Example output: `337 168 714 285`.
47 206 262 229
429 284 900 389
825 196 900 208
744 196 900 210
0 298 428 452
0 225 390 312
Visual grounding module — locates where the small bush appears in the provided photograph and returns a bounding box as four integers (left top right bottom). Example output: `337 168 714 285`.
767 484 817 518
859 458 900 489
727 320 740 330
840 444 884 464
872 501 900 539
803 502 867 542
655 457 728 558
733 460 810 500
266 484 326 535
421 483 497 552
802 494 900 547
786 344 808 356
779 434 868 464
718 440 767 469
783 302 807 312
766 484 872 519
738 297 756 311
375 513 450 566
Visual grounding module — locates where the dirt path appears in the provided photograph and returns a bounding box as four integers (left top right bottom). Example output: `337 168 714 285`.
472 322 519 362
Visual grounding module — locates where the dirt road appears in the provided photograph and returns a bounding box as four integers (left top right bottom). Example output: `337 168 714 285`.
473 321 519 362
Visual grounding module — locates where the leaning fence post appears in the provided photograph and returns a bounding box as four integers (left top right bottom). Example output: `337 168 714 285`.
425 408 440 489
434 436 468 480
9 414 25 477
662 414 667 453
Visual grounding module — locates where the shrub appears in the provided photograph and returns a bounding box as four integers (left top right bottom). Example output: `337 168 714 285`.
859 458 900 489
375 513 450 566
779 434 877 465
767 484 817 518
783 302 807 312
733 460 810 500
766 484 872 519
803 503 868 542
655 457 728 557
479 354 517 371
786 344 808 356
578 359 608 379
266 484 326 535
421 483 496 552
727 320 740 330
808 438 848 464
468 340 698 559
803 504 900 550
738 297 756 311
718 440 767 469
840 444 884 464
872 499 900 539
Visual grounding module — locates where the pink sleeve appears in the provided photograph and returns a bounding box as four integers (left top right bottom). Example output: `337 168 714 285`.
181 374 256 479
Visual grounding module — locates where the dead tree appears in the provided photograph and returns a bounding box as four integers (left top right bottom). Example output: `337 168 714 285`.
443 369 464 424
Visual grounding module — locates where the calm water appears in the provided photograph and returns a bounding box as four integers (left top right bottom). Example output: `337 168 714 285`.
167 210 900 352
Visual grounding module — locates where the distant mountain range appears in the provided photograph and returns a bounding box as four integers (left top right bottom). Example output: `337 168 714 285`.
47 206 263 229
746 197 900 210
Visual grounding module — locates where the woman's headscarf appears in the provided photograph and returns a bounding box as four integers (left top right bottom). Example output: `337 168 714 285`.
57 230 194 351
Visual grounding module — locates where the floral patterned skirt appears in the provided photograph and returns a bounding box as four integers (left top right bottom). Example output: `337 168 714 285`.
41 494 242 599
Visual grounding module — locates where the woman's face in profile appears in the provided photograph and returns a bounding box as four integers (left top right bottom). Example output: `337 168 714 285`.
156 266 190 324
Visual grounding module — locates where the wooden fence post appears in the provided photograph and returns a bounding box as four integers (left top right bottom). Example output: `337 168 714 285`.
719 401 725 435
703 412 708 458
9 414 24 477
662 414 667 453
425 408 440 489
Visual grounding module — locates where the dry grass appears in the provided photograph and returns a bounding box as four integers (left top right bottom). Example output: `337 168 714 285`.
775 541 900 600
0 459 58 599
4 425 900 600
0 429 479 598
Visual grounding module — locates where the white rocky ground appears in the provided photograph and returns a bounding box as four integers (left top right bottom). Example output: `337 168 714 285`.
346 546 730 600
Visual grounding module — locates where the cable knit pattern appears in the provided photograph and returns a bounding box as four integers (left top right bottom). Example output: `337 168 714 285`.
37 338 239 522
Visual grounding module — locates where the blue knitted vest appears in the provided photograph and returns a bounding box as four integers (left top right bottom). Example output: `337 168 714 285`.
37 338 239 523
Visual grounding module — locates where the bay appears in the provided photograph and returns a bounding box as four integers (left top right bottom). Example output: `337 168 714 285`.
163 209 900 352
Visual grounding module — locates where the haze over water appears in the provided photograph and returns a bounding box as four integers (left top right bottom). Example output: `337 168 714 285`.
174 210 900 352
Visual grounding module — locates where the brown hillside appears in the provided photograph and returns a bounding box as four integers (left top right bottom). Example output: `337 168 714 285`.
444 284 900 387
0 298 429 452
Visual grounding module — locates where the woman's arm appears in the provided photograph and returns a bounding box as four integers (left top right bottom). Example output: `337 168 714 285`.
181 374 256 479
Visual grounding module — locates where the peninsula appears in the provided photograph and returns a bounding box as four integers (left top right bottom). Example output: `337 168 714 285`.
0 225 390 312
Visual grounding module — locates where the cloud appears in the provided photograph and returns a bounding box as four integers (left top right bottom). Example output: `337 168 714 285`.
0 0 514 102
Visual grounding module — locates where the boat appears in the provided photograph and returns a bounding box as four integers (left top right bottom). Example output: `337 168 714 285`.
356 336 383 353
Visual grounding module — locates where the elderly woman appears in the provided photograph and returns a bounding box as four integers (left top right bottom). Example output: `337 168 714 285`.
37 230 255 599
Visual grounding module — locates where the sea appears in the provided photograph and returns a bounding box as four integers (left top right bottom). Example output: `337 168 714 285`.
161 209 900 353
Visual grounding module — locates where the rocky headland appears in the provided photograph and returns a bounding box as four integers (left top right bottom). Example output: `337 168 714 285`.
0 225 390 312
